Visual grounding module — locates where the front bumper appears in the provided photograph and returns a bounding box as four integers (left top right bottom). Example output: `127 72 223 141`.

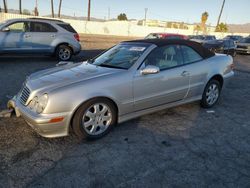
8 96 71 138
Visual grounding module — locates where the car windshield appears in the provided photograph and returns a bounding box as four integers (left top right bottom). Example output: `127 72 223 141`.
92 43 149 69
239 38 250 43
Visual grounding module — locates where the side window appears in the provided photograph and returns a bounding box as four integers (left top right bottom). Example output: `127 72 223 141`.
8 22 29 32
30 22 57 32
144 45 183 70
181 45 203 64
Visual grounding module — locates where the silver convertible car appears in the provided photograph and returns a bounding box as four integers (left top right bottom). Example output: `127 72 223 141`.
9 39 234 139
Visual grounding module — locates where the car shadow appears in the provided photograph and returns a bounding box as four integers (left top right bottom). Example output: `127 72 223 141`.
0 49 106 63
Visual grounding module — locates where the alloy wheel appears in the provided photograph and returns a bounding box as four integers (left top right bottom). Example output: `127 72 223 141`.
82 103 112 136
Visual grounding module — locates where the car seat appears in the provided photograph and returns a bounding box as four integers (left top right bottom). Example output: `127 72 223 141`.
157 46 178 69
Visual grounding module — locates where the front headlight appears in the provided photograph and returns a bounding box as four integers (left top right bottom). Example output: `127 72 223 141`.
28 94 48 114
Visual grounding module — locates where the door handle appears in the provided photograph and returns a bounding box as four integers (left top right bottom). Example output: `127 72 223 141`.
50 34 55 38
181 71 190 77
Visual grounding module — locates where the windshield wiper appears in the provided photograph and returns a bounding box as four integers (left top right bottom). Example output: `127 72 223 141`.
98 64 127 69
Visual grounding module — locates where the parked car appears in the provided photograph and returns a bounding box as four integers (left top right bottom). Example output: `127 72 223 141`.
236 37 250 54
189 35 216 44
224 35 243 43
0 18 81 61
8 39 234 139
145 33 189 40
203 39 237 57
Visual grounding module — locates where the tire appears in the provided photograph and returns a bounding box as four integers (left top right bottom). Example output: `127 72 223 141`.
56 45 72 61
201 80 221 108
72 98 117 140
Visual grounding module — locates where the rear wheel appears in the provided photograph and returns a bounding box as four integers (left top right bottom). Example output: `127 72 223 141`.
72 98 117 140
201 80 221 108
56 45 72 61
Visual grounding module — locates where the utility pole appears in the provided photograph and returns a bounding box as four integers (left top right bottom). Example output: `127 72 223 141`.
19 0 22 14
58 0 62 18
216 0 225 27
51 0 54 18
87 0 91 21
144 8 148 26
3 0 7 13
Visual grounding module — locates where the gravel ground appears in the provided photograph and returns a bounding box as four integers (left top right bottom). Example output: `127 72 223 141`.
0 45 250 187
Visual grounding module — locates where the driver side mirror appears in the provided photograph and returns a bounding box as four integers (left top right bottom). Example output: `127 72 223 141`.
141 65 160 75
2 27 10 32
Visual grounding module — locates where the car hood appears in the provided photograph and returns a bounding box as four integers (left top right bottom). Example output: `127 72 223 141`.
26 62 124 91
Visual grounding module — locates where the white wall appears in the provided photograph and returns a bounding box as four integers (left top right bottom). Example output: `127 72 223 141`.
0 13 249 38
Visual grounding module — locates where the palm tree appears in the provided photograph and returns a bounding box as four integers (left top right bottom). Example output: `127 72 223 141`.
201 11 209 34
3 0 7 13
216 0 225 28
51 0 54 18
19 0 22 14
87 0 91 21
58 0 62 18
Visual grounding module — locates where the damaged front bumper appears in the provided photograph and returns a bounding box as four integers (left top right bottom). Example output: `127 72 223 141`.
8 96 71 138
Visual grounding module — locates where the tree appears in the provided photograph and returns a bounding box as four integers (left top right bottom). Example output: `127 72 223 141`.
3 0 7 13
34 7 39 16
201 11 209 34
34 0 39 16
87 0 91 21
217 0 226 28
22 9 31 15
215 22 228 32
51 0 54 18
19 0 22 14
117 13 128 21
58 0 62 18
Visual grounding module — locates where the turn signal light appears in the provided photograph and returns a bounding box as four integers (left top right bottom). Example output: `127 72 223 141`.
49 117 64 123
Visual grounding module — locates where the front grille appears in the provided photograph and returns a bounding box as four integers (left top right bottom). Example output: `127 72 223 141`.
19 85 31 105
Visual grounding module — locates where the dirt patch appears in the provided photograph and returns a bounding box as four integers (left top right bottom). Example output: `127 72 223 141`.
79 34 141 49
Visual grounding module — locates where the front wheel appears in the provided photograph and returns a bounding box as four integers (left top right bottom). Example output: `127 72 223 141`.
72 98 117 140
201 80 221 108
56 45 72 61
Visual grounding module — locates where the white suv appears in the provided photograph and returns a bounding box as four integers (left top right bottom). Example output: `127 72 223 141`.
0 18 81 61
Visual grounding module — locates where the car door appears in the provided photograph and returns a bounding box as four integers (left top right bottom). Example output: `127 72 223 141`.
133 45 190 111
30 21 57 53
0 21 32 53
180 45 208 99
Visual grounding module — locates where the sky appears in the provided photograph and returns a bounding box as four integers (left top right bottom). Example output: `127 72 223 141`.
0 0 249 25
